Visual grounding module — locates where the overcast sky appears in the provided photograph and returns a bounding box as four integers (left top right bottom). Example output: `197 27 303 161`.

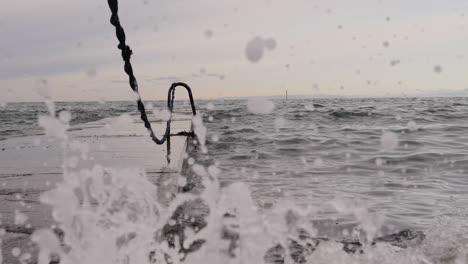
1 0 468 102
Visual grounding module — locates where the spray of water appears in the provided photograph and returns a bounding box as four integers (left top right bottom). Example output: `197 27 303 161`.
14 100 467 264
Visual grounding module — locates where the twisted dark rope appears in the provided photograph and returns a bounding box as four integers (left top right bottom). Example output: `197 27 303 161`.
107 0 169 145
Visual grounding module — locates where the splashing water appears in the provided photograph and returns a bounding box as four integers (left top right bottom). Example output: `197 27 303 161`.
7 99 468 264
38 166 162 264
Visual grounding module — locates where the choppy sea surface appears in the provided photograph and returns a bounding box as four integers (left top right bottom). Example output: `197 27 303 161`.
194 97 468 232
1 97 468 263
0 101 133 141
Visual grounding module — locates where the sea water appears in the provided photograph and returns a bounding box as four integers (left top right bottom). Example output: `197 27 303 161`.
1 97 467 263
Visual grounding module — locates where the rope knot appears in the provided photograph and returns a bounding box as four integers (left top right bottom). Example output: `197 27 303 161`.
117 44 133 60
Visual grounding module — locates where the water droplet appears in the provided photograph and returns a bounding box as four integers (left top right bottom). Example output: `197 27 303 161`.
203 29 213 39
313 158 324 167
304 104 315 111
58 111 72 123
390 59 400 66
188 158 194 165
264 38 277 50
14 210 28 225
11 247 21 257
381 131 398 150
245 36 264 63
274 117 286 132
86 68 97 78
247 97 274 114
206 102 215 110
375 158 384 166
36 79 50 100
407 120 417 131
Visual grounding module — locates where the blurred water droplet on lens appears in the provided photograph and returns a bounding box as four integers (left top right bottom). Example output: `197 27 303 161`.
381 131 398 150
